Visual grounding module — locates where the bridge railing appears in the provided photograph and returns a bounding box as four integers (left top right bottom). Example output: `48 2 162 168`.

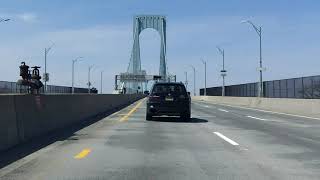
0 81 88 94
200 75 320 99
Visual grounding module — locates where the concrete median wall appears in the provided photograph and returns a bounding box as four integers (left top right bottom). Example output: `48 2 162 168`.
193 96 320 118
0 96 19 152
0 94 144 151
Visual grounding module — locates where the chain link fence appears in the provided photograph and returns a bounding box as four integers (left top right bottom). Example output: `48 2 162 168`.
0 81 88 94
200 75 320 99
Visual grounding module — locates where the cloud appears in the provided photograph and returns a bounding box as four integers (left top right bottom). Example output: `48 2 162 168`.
0 12 38 23
17 13 38 23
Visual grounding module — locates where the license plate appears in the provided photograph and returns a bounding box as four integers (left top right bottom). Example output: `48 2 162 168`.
165 97 174 101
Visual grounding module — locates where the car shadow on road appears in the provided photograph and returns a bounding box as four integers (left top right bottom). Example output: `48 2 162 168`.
149 117 208 123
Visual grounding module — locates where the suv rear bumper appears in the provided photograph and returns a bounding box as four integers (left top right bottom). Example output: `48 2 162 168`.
147 102 190 116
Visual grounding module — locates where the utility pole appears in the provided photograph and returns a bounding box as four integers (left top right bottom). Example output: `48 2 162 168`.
88 65 94 94
242 20 264 97
217 46 227 96
71 57 83 94
201 59 207 96
100 70 104 94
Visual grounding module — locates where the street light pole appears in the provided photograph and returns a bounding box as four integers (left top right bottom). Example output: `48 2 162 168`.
72 57 83 94
242 20 264 97
189 65 196 96
88 65 94 94
259 26 263 97
201 59 207 96
217 46 227 96
44 48 47 92
44 43 54 93
100 70 104 94
184 71 188 91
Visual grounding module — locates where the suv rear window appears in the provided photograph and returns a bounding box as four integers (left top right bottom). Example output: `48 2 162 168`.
151 84 187 96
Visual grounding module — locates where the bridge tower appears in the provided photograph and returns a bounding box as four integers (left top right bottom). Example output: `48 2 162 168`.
127 15 167 92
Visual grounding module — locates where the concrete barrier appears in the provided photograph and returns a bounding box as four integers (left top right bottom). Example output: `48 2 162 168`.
0 96 19 152
193 96 320 118
0 94 144 151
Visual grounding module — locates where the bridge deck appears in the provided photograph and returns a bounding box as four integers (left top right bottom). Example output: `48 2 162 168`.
1 99 320 180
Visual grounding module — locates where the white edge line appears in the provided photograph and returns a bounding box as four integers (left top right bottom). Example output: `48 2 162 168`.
213 132 239 146
196 101 320 121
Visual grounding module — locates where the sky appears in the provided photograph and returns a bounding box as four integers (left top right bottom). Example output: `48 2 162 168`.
0 0 320 94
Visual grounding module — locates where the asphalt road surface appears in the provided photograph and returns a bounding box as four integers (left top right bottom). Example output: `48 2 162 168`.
1 98 320 180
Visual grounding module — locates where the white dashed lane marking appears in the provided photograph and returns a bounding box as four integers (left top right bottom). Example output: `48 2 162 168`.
247 115 268 121
218 109 229 112
213 132 239 146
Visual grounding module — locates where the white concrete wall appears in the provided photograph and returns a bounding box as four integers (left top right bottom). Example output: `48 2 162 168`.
193 96 320 118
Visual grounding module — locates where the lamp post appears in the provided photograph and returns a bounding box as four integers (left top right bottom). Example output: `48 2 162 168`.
217 46 226 96
44 43 55 93
184 71 188 91
201 59 207 96
189 65 196 96
72 57 83 94
242 20 264 97
100 70 104 94
88 65 94 94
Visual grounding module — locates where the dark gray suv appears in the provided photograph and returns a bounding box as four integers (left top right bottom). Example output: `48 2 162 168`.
146 82 191 120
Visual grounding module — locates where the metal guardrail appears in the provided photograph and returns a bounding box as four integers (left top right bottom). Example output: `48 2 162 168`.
0 81 88 94
200 75 320 99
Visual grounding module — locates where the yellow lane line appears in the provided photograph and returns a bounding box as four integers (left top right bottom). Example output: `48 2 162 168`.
117 113 131 116
119 99 144 122
74 149 91 159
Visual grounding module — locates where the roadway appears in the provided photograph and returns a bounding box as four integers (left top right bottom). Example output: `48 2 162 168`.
1 98 320 179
